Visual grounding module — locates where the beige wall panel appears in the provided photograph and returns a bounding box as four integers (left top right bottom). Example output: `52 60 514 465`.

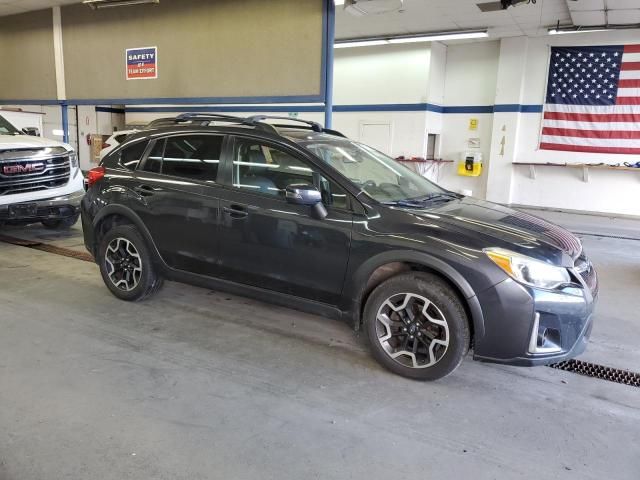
0 10 57 100
62 0 324 101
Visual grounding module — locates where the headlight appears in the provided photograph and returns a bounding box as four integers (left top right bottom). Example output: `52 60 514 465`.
69 151 79 169
484 247 571 290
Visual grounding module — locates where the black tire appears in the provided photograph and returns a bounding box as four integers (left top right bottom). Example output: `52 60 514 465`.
97 224 163 301
41 213 80 230
363 272 470 381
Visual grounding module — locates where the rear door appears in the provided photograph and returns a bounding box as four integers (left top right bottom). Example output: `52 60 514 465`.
215 135 353 305
132 133 225 275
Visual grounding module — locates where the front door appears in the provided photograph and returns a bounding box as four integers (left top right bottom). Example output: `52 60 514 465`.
216 136 353 306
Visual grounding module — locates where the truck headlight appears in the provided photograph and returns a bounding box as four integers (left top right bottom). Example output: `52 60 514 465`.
484 247 571 290
69 151 79 169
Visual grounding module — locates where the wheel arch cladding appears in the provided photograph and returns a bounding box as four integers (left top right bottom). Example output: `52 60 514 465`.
93 205 163 265
348 250 485 340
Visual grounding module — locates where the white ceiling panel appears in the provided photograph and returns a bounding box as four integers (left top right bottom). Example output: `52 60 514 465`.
570 9 607 25
607 9 640 24
567 0 604 11
0 0 81 17
606 0 640 9
336 0 572 41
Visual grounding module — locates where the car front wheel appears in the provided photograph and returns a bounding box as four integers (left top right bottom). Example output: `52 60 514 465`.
363 272 470 380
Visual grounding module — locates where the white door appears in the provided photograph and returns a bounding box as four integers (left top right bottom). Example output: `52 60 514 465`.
359 122 392 155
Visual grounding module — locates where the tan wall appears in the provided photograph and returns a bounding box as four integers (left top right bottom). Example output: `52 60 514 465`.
0 10 57 101
62 0 324 101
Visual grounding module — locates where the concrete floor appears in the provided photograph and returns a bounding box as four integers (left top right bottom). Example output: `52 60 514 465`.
1 217 639 480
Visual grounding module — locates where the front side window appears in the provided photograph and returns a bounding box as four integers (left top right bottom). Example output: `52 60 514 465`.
300 138 447 204
118 140 148 171
141 134 222 182
232 139 348 209
0 115 21 136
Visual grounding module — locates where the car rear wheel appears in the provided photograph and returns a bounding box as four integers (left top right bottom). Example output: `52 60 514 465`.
41 213 80 230
363 272 470 380
98 224 163 301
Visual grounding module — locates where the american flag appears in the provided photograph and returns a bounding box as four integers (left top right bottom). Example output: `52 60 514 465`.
540 44 640 155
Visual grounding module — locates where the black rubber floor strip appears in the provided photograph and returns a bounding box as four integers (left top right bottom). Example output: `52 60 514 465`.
0 233 94 262
550 360 640 388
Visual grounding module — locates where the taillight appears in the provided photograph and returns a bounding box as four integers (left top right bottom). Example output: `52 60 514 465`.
101 143 111 150
86 166 105 187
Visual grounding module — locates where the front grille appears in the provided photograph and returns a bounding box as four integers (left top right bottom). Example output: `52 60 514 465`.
0 147 71 196
574 254 598 295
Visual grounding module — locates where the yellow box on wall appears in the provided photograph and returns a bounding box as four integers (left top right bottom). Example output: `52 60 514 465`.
457 152 483 177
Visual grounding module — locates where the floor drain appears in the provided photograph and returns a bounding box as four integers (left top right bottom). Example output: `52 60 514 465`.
0 234 94 262
550 360 640 388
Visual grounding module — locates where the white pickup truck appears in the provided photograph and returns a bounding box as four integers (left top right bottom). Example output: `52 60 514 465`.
0 114 84 229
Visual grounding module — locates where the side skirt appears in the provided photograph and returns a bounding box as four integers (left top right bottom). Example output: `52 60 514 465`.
163 266 346 322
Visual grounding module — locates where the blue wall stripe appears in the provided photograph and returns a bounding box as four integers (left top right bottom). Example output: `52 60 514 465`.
1 100 546 115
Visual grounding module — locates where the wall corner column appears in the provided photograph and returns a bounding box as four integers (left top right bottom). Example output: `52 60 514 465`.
485 36 529 204
52 6 68 143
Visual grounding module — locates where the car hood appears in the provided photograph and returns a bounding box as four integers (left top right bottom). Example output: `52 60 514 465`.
0 134 71 151
408 197 582 266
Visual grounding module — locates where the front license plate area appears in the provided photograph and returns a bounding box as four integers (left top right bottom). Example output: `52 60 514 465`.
8 203 38 218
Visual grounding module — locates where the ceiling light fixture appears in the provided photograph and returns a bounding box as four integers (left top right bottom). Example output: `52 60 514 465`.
83 0 159 9
549 24 640 35
334 30 489 48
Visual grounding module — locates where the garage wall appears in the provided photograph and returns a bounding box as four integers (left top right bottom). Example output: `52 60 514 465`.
61 0 324 101
0 10 57 101
509 31 640 215
438 41 500 198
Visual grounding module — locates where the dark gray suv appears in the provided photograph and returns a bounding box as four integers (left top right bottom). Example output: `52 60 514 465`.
81 114 597 380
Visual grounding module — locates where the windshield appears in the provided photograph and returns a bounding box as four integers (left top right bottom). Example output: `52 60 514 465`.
0 115 21 136
300 138 448 204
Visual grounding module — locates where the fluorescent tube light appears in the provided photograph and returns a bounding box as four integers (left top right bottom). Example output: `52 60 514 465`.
334 39 390 48
83 0 159 9
389 31 489 43
334 30 489 48
548 27 609 35
334 0 346 5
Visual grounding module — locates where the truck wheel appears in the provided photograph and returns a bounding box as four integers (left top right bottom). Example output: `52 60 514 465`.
98 224 163 301
41 213 80 230
363 272 470 381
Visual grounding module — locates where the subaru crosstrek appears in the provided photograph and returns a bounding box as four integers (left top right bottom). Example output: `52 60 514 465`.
81 114 597 380
0 114 83 229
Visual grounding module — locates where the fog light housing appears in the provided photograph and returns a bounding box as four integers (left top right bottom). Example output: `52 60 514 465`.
529 313 562 354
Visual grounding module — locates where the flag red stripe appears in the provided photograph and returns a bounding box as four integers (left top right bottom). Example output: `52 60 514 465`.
624 44 640 54
619 79 640 88
616 97 640 105
621 62 640 71
544 111 640 122
540 143 640 154
542 127 640 139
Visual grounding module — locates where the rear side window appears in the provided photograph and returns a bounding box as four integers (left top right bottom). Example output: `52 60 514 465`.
114 133 129 144
143 134 223 182
118 140 148 171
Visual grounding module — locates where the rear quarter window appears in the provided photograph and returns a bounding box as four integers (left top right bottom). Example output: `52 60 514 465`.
102 140 148 170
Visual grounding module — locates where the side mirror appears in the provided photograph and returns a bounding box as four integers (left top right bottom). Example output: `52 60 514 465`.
285 184 322 206
285 184 327 220
22 127 40 137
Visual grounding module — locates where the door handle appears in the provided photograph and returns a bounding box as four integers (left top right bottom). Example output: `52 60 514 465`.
223 205 249 219
134 185 159 196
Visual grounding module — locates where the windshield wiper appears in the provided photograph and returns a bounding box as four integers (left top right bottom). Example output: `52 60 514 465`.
383 193 458 208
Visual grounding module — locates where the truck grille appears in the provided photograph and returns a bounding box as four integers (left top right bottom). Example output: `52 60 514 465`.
0 147 71 196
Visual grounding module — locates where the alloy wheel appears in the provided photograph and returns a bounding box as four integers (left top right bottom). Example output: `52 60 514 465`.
104 237 143 292
375 293 450 369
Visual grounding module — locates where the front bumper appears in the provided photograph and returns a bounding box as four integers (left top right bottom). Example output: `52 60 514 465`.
0 188 85 222
472 271 597 366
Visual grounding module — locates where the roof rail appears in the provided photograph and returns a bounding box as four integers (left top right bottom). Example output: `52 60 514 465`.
173 112 278 134
247 115 346 137
247 115 323 132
